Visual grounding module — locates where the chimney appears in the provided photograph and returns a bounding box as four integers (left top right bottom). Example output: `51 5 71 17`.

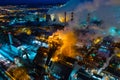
8 32 13 45
71 12 74 21
87 13 91 25
64 12 67 23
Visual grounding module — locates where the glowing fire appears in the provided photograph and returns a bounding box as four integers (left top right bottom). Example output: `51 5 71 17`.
58 14 70 23
94 37 102 44
59 16 65 23
16 28 31 35
48 28 77 61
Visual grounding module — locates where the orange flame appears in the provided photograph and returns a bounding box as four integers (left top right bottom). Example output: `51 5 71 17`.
48 28 78 61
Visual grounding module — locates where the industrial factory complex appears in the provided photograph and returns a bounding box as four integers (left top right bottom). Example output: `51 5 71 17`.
0 0 120 80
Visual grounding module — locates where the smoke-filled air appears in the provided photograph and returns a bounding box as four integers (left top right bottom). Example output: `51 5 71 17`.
47 0 120 75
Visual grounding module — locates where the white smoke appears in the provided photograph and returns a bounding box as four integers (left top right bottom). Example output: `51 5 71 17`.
48 0 120 13
97 54 115 74
97 48 120 74
48 0 86 14
48 0 120 46
48 0 120 28
107 0 120 5
47 0 120 74
48 0 120 76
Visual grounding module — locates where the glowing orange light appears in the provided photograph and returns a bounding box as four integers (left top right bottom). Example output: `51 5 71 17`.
94 37 102 44
58 14 70 23
48 28 78 60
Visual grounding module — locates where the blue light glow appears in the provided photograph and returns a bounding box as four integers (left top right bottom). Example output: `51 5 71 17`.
53 74 61 79
40 18 46 22
0 49 13 61
118 30 120 35
32 40 48 48
92 16 98 21
109 27 117 36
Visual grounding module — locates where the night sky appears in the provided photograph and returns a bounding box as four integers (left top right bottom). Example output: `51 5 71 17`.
0 0 94 5
0 0 69 5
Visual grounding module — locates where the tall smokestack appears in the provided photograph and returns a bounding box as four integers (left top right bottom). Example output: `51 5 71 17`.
8 32 13 45
71 12 74 21
87 13 91 25
64 12 67 23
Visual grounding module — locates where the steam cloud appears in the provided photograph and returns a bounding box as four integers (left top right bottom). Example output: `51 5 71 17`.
47 0 120 74
48 0 120 40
